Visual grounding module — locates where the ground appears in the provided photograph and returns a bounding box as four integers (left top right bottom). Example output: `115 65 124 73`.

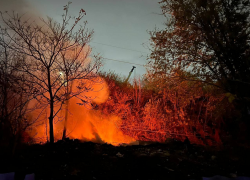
0 139 249 180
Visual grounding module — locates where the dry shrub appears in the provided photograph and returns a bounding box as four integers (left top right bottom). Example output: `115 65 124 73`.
99 72 224 146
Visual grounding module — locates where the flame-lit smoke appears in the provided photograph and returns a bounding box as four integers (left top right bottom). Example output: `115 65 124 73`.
0 0 136 146
27 77 135 146
0 0 41 19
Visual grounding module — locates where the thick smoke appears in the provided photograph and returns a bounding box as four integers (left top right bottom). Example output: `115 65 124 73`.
1 0 31 13
0 0 41 21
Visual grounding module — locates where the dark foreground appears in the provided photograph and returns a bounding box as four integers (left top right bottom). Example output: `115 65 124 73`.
0 139 249 180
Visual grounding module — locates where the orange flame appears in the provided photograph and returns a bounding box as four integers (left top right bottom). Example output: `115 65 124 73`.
27 77 135 146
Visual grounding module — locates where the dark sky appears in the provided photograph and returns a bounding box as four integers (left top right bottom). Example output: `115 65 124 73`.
0 0 166 78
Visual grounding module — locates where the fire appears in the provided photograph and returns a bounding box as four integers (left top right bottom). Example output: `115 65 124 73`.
27 77 135 146
25 70 222 147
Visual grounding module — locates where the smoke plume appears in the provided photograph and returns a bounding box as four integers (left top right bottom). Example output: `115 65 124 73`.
0 0 41 22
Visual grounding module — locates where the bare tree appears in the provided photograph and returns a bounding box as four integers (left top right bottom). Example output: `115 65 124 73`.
0 2 102 144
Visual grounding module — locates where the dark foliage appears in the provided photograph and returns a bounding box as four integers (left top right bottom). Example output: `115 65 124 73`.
0 139 249 180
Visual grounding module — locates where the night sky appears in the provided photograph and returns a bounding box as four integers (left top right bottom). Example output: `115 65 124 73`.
0 0 166 78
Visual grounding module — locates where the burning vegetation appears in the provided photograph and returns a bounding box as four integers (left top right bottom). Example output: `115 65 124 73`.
0 0 249 158
0 0 250 179
26 77 136 145
23 70 225 146
97 71 226 146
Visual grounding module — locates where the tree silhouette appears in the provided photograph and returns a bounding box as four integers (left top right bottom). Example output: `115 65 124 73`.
0 2 101 144
149 0 250 104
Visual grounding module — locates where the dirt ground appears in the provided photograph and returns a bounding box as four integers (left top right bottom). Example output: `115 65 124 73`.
0 139 249 180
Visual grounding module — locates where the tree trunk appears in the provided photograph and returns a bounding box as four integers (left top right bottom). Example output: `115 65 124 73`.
48 70 54 144
49 101 54 144
62 98 69 140
62 75 73 140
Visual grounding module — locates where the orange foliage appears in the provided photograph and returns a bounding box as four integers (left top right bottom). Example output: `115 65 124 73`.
99 73 224 146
